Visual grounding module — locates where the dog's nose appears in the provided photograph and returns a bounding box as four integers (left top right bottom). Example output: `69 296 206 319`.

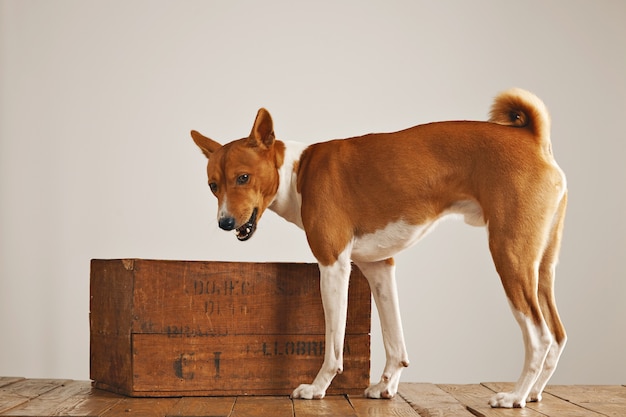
218 217 236 231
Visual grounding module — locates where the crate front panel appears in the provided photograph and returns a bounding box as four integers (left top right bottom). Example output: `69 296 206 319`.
131 333 370 394
90 259 372 396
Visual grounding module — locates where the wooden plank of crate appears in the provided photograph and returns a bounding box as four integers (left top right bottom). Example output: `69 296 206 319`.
292 396 356 417
100 397 180 417
130 333 368 395
482 382 605 416
127 260 370 336
437 384 544 417
398 382 476 416
230 397 293 417
166 397 236 417
0 378 71 414
349 394 420 416
544 385 626 417
0 380 91 416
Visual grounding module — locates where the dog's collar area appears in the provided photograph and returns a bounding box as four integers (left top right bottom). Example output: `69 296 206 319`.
236 208 258 241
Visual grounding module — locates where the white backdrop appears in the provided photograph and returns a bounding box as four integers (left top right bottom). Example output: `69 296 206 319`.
1 1 624 385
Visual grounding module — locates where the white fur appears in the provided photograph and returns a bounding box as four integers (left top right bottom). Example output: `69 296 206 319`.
351 220 438 263
352 200 485 262
528 339 566 402
356 259 409 398
218 195 229 222
489 306 553 408
269 141 308 228
292 245 353 399
448 200 486 227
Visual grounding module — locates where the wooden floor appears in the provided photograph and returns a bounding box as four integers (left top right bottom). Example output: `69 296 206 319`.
0 378 624 416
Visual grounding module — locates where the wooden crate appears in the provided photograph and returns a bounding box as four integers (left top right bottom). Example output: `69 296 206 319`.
90 259 371 397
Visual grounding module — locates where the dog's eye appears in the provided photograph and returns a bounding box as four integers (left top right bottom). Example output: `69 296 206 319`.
209 182 218 193
236 174 250 185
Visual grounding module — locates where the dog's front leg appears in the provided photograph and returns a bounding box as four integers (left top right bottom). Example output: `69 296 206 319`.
291 257 351 399
355 259 409 399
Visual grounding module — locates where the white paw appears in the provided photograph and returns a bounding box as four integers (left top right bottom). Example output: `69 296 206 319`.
489 391 526 408
291 383 326 399
364 380 397 399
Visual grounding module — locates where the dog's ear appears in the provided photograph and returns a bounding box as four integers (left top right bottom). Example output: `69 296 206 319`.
248 108 275 149
191 130 222 159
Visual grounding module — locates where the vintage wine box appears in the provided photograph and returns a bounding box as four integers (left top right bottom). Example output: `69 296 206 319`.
90 259 371 397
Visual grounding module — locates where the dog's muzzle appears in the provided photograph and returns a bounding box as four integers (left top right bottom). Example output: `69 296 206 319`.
235 208 258 241
218 208 258 241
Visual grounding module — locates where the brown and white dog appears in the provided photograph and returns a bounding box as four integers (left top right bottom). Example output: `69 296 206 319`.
190 88 567 408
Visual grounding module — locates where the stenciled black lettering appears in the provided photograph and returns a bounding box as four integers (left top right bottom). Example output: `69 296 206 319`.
264 340 326 356
173 353 195 380
213 352 221 378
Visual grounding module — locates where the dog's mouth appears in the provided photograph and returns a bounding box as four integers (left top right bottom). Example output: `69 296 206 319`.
235 208 258 241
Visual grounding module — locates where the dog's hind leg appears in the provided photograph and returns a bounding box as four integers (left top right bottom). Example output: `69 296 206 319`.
291 250 352 399
486 202 561 408
527 192 568 402
355 258 409 399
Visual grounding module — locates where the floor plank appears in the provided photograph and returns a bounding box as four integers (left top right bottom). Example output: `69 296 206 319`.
0 379 72 414
0 378 624 417
292 396 355 417
1 381 91 416
230 396 293 417
350 394 420 416
0 379 24 390
544 385 626 417
398 383 475 417
99 397 179 417
482 382 605 417
51 381 126 417
166 396 236 417
53 386 124 417
437 384 542 417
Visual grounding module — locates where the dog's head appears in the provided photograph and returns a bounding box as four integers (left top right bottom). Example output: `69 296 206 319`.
191 108 284 241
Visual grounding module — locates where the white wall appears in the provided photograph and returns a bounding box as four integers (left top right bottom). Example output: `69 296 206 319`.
1 0 624 386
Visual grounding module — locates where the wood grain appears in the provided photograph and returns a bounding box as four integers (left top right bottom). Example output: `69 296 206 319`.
0 379 621 417
350 395 417 416
544 385 626 417
90 259 371 396
437 384 543 417
483 382 606 416
166 397 236 417
398 382 475 416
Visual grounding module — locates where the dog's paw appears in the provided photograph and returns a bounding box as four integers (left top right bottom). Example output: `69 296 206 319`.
364 381 397 399
489 391 526 408
527 391 542 403
291 384 326 400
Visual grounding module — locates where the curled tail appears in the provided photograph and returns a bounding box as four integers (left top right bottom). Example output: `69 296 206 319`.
489 88 552 155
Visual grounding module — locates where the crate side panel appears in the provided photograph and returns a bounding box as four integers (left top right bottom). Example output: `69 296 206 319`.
90 259 135 390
